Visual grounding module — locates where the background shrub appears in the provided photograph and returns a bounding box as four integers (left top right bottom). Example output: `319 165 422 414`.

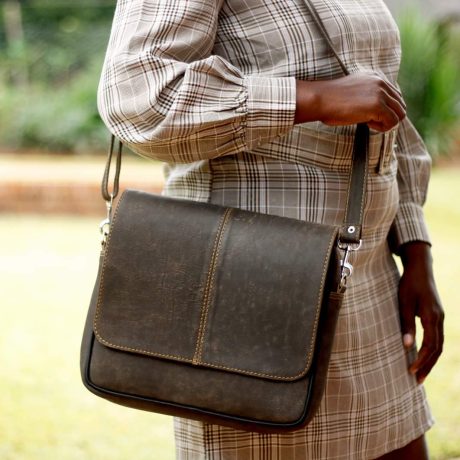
397 9 460 158
0 0 114 154
0 1 459 155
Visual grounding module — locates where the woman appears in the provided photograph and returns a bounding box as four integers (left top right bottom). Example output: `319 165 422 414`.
97 0 444 458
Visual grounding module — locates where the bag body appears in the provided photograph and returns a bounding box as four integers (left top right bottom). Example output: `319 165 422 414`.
80 190 344 433
80 0 369 434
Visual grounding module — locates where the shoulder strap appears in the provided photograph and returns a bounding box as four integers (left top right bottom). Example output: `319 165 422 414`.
102 0 369 245
302 0 368 244
102 133 122 202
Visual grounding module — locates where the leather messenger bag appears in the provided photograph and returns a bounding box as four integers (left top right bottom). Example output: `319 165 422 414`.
80 0 369 433
79 128 368 434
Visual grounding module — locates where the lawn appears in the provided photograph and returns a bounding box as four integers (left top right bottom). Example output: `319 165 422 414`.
0 167 459 460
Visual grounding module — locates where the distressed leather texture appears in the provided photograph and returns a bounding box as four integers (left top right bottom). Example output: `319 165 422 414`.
80 0 370 431
80 191 343 432
339 123 370 243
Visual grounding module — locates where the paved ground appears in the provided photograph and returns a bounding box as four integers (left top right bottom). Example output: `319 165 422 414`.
0 152 165 215
2 150 459 215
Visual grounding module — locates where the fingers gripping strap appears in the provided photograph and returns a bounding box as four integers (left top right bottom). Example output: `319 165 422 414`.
101 2 369 239
303 0 369 238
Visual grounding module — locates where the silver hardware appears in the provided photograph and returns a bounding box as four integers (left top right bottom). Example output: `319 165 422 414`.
99 193 114 247
338 239 362 292
99 218 110 245
347 225 356 234
338 239 362 252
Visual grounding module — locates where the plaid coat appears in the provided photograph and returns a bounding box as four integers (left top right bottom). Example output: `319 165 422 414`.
98 0 433 458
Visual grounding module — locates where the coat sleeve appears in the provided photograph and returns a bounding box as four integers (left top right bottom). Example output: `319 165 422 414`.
97 0 296 163
387 116 432 254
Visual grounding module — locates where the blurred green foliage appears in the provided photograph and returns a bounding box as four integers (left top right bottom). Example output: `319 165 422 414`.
0 1 114 84
0 1 459 155
1 59 109 152
397 9 460 158
0 0 115 153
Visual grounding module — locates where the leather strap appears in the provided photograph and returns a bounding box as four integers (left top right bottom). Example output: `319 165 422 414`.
338 123 369 243
102 133 122 202
302 0 368 244
102 0 369 244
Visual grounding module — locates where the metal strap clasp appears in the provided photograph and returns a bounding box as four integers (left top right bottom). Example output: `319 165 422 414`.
338 239 362 292
99 193 114 247
99 135 123 247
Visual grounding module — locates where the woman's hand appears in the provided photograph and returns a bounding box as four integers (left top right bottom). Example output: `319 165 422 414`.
398 241 444 384
295 73 406 132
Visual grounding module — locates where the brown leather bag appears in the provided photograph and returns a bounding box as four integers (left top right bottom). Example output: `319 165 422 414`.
80 1 369 433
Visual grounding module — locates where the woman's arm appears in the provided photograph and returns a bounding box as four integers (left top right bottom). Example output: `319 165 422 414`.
98 0 296 163
398 241 444 384
99 0 408 164
388 116 432 252
388 116 444 383
295 74 406 132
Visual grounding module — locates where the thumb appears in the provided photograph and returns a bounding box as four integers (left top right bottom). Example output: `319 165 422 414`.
399 283 416 349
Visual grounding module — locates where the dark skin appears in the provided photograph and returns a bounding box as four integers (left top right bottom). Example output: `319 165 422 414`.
294 73 406 130
295 73 444 459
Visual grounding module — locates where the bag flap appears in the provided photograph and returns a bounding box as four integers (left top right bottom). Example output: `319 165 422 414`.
93 190 339 382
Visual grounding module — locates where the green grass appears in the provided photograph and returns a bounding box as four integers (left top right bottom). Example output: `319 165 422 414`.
0 167 459 460
423 168 460 460
0 217 175 460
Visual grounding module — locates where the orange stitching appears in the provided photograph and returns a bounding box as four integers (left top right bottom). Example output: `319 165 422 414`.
358 140 369 225
303 229 338 368
93 190 127 340
342 141 354 222
192 208 230 364
194 207 233 364
94 227 338 381
92 334 301 380
95 335 195 364
93 193 338 380
342 127 368 238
